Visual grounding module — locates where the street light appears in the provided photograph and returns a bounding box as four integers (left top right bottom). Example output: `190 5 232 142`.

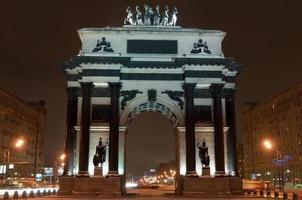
3 138 25 184
262 139 284 192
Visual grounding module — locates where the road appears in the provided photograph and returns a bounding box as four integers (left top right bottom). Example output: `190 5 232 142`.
30 188 262 199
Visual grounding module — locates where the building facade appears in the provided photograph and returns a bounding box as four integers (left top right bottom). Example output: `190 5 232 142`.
0 90 46 178
243 81 302 183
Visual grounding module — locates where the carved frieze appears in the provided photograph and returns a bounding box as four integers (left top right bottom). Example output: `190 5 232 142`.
162 90 184 109
120 90 143 110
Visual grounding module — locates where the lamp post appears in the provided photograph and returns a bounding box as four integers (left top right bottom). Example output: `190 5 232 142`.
262 139 284 192
3 138 25 184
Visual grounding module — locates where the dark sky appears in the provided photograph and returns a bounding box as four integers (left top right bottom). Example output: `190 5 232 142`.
1 0 302 169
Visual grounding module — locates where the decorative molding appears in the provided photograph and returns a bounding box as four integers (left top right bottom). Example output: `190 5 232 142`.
120 90 143 110
162 90 184 109
148 89 157 102
126 102 179 127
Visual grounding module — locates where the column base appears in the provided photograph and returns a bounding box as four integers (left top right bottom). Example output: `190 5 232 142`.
76 171 90 177
215 171 226 177
106 171 119 177
185 171 198 177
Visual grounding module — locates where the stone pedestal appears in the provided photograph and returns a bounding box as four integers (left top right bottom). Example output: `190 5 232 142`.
180 176 243 196
94 166 103 176
58 176 75 195
59 176 123 196
202 167 210 176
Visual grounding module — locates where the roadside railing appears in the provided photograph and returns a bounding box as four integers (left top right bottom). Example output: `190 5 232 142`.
244 189 301 200
1 188 58 199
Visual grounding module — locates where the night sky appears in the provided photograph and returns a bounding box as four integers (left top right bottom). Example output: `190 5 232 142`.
1 1 302 174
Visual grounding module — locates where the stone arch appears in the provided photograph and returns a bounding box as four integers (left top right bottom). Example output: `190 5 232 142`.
120 95 185 127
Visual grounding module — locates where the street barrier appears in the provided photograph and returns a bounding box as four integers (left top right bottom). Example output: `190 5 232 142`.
3 192 9 200
21 191 27 199
36 190 41 197
13 191 19 199
29 190 34 198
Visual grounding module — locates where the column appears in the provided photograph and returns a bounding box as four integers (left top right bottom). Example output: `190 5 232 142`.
63 87 78 176
210 84 226 176
183 83 197 176
108 82 121 176
77 82 93 176
225 89 238 176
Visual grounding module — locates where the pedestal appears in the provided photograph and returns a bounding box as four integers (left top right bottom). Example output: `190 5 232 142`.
181 176 243 196
202 167 210 176
94 166 103 176
59 176 123 196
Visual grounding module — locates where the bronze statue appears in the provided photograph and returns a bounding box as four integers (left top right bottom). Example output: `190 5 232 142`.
197 139 210 167
153 5 161 25
161 5 169 25
93 138 108 167
124 6 135 25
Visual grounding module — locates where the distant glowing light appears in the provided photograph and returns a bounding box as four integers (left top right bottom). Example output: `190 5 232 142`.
263 140 273 150
60 154 66 160
125 182 138 188
15 139 24 148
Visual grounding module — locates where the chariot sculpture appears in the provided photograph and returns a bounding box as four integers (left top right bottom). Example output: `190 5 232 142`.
123 5 178 26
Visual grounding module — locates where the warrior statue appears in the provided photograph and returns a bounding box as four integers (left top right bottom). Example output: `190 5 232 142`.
143 4 153 26
169 7 178 26
197 139 210 167
93 138 108 167
124 6 135 25
153 5 161 25
161 5 169 26
135 6 143 25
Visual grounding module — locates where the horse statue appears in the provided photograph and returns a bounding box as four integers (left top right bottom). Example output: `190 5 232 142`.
169 7 178 26
161 5 169 26
124 6 135 25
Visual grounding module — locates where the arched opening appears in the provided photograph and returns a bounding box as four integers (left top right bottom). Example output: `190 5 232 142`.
125 111 176 196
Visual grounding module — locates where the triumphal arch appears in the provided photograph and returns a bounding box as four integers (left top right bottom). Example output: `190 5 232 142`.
59 5 243 196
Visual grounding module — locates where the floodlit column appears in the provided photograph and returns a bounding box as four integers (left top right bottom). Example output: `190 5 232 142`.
225 89 238 176
63 87 78 176
108 82 121 176
183 83 197 176
78 82 94 176
210 84 226 176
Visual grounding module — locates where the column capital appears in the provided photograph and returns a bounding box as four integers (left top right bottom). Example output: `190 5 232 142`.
224 88 237 100
210 84 224 98
66 87 79 100
183 83 197 89
80 82 94 90
182 83 196 98
108 82 122 88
